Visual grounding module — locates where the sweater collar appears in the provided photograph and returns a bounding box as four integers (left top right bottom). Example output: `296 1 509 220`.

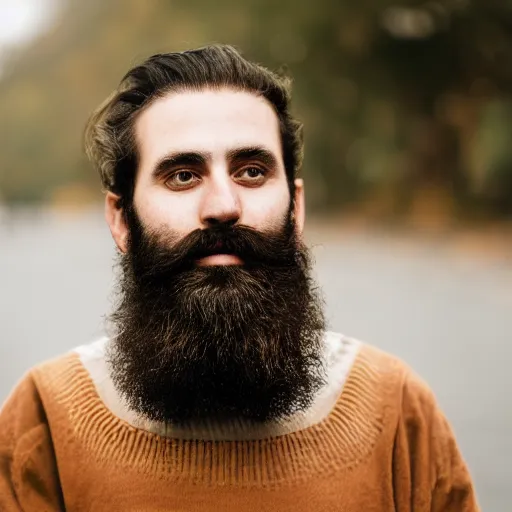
75 331 360 441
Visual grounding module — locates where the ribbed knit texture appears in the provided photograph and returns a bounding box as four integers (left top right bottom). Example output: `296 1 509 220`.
0 344 480 511
44 345 386 485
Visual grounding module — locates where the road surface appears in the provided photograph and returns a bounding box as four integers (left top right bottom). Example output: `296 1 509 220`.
1 209 510 510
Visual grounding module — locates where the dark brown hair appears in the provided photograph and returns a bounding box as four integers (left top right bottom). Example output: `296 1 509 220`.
84 44 303 210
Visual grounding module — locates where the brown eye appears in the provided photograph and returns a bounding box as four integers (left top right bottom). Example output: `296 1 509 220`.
245 168 263 178
236 167 267 185
175 171 194 183
165 170 199 189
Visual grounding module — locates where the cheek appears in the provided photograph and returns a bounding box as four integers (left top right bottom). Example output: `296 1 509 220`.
240 186 290 230
133 186 200 237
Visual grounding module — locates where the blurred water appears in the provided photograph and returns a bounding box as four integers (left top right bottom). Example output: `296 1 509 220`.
1 208 510 510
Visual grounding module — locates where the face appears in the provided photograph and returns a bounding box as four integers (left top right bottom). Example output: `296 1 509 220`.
106 88 305 256
105 88 322 425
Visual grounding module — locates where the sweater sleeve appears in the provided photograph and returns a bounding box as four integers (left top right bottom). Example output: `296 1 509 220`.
392 369 480 512
0 372 64 511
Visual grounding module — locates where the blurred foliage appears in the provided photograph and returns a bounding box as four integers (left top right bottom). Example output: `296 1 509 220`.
1 0 512 220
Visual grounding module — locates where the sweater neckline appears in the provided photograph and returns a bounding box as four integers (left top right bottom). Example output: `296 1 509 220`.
40 342 396 485
75 332 361 441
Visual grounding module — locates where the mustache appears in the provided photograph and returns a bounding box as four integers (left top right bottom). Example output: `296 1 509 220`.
129 221 299 278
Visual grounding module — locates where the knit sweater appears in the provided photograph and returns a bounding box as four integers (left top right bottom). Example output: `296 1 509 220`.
0 335 479 511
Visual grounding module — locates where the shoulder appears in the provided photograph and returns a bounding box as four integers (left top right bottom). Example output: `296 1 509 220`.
30 342 102 412
0 363 67 510
336 336 447 433
0 369 47 435
355 341 447 429
2 346 84 430
348 339 437 409
348 342 479 510
1 341 105 428
0 366 56 476
341 338 416 404
326 334 431 443
0 349 84 425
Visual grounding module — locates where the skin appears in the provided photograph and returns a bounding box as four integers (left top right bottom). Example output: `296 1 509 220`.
105 88 305 261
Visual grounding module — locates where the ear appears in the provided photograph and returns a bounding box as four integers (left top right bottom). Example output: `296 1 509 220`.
293 178 305 237
105 192 129 253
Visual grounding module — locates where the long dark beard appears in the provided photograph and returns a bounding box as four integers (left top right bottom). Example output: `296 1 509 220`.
107 209 326 425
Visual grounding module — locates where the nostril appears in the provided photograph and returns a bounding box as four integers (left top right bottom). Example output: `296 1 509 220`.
205 217 238 228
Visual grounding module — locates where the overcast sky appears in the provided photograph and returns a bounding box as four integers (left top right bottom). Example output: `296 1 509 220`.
0 0 61 66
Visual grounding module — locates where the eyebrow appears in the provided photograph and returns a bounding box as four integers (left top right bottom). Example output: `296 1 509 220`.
152 151 209 179
151 146 279 179
226 146 278 169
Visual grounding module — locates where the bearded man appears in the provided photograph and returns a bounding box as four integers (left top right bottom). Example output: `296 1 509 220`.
0 45 479 511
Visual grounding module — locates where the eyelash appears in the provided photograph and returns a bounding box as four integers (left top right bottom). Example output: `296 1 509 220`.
236 166 268 180
164 166 268 189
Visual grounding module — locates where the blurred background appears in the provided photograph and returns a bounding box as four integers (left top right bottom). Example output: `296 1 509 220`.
0 0 510 509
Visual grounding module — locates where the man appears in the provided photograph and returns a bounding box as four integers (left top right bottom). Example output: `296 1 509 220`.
0 45 478 511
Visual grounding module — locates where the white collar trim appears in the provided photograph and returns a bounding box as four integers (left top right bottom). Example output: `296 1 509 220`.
74 331 361 441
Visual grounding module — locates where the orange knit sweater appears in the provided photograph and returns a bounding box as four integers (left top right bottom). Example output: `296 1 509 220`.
0 344 479 511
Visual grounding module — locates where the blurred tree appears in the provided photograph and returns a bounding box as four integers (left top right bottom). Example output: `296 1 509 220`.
1 0 512 220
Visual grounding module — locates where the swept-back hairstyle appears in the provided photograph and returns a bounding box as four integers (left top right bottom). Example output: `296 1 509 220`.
84 44 303 211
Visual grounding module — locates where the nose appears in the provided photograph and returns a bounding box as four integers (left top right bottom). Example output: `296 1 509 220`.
199 178 241 228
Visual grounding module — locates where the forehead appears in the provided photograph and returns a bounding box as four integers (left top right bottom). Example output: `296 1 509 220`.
135 88 282 163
